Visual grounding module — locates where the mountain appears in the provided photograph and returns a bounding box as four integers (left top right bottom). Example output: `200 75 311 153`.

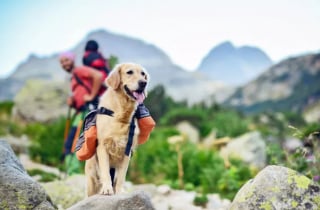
197 41 272 86
0 29 229 104
224 53 320 113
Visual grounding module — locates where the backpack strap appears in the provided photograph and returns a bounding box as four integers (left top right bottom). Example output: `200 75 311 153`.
73 72 91 93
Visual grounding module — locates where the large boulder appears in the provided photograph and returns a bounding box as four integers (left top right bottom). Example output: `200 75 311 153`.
67 191 155 210
220 131 266 169
0 140 56 210
13 79 69 123
41 175 86 209
230 165 320 210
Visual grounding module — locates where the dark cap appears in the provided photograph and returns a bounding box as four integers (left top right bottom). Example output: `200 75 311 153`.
85 40 99 51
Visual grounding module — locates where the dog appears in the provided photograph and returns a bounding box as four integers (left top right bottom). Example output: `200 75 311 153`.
85 63 149 196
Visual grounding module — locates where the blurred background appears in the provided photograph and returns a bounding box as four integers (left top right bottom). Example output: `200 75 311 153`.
0 0 319 209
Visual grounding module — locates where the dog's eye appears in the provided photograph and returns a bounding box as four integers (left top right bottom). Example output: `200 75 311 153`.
141 72 146 76
127 70 134 75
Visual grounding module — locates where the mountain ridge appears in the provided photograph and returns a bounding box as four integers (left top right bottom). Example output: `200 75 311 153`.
224 53 320 113
197 41 273 86
0 29 230 104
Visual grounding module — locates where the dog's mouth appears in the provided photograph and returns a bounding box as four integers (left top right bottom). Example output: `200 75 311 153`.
124 85 145 103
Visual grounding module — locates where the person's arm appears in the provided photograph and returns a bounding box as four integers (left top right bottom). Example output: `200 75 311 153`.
83 68 103 102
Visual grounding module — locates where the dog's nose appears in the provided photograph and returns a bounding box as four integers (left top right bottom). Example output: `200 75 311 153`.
139 81 147 89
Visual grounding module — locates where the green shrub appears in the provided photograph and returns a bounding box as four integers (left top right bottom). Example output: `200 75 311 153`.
159 108 206 128
266 143 286 165
27 169 59 182
205 111 250 138
193 193 208 207
217 159 252 199
0 101 14 114
28 117 66 166
129 126 254 199
129 127 179 183
0 101 25 136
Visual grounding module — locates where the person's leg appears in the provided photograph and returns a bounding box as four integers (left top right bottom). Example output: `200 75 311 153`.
64 113 83 175
64 126 77 155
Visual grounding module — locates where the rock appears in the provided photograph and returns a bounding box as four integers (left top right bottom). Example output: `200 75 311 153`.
20 154 62 177
157 184 171 195
41 174 86 209
207 194 231 210
0 140 56 210
220 131 266 169
13 79 69 123
152 190 201 210
176 121 200 144
2 134 30 154
303 101 320 123
283 137 303 152
230 165 320 210
67 191 155 210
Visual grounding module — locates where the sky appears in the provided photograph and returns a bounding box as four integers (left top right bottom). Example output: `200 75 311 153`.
0 0 319 78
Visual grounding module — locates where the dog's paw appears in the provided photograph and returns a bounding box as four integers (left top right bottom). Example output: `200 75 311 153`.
100 185 114 195
114 187 126 195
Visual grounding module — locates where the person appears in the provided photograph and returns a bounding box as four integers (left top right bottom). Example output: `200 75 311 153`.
82 40 110 96
59 51 103 175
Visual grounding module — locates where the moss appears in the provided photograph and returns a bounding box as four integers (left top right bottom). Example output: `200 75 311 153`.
288 170 311 189
313 196 320 207
0 200 10 210
291 200 298 208
259 201 272 210
237 185 255 202
270 186 280 193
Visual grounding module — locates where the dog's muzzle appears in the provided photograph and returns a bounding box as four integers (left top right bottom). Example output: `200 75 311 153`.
124 80 147 103
136 81 147 93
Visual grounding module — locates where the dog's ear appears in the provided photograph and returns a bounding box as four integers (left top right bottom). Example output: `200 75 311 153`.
143 67 149 97
106 64 121 89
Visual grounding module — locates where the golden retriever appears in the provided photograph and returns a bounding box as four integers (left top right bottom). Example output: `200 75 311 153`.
85 63 149 196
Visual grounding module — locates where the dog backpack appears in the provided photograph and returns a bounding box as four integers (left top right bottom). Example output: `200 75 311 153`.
75 110 98 161
135 104 156 144
75 104 156 161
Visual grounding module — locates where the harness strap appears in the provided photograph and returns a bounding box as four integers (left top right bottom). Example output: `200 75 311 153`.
125 118 136 156
97 107 114 116
97 106 135 156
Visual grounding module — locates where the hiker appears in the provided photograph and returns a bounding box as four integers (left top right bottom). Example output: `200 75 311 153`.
82 40 109 97
59 51 103 175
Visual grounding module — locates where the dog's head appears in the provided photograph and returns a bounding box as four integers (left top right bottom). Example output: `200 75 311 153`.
106 63 149 103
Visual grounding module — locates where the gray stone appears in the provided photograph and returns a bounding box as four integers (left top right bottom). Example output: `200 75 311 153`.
67 191 155 210
230 165 320 210
41 175 86 209
0 140 56 210
13 79 69 123
220 131 266 169
176 121 200 144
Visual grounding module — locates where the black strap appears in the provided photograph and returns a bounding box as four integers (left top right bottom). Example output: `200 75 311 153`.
125 118 136 156
73 73 91 93
97 107 114 116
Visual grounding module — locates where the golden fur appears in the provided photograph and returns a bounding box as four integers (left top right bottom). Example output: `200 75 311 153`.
85 63 149 196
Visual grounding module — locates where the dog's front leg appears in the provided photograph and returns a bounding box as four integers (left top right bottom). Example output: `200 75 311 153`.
114 155 131 194
96 144 114 195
